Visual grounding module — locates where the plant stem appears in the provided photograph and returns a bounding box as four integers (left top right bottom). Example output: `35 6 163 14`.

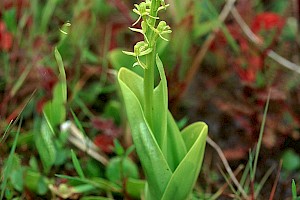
143 0 160 129
144 50 155 129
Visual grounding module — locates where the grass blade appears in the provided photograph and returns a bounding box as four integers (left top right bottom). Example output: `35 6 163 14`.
54 47 67 104
0 118 22 200
71 150 85 178
252 91 271 181
292 179 298 199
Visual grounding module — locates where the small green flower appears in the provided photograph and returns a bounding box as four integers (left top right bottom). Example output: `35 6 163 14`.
122 41 152 69
132 2 158 26
151 21 172 41
129 21 149 43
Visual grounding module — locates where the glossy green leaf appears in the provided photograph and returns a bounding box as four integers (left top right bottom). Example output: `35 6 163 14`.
153 55 168 153
166 111 187 171
35 119 56 173
54 48 67 104
43 82 66 127
118 55 208 199
118 68 172 199
55 175 122 192
162 122 207 199
25 170 48 195
126 178 145 199
105 157 139 184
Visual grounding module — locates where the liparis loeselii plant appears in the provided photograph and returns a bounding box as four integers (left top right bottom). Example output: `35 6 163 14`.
117 0 208 199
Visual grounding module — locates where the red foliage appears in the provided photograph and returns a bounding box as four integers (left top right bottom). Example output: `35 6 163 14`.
36 97 48 114
38 67 58 92
92 117 121 153
94 134 115 153
0 21 13 51
251 12 285 34
211 12 285 84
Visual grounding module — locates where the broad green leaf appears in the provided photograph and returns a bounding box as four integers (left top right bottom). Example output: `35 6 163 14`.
166 111 187 172
25 170 48 195
126 178 145 199
35 119 56 173
282 149 300 171
118 68 172 199
153 55 168 152
9 155 24 192
162 122 207 200
105 157 139 184
118 57 208 199
43 82 66 127
156 55 187 171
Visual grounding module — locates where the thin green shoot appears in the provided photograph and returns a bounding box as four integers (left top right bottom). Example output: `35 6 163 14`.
252 91 271 181
210 165 244 200
292 179 299 200
10 65 32 97
74 97 94 118
239 157 251 190
249 149 254 184
54 47 67 104
70 109 87 136
0 120 13 145
71 150 85 179
55 175 122 193
73 184 96 194
254 164 276 198
0 117 22 200
40 0 59 33
218 166 242 200
1 90 35 144
203 0 239 53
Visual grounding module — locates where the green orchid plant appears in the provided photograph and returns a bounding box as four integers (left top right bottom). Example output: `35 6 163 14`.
117 0 208 199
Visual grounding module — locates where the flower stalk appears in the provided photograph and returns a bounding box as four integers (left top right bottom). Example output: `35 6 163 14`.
123 0 171 129
119 1 207 199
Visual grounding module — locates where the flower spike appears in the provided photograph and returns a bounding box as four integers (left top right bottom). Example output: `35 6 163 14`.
122 41 152 69
151 20 172 41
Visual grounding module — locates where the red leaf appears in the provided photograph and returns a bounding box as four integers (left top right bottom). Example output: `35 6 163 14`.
38 67 58 92
251 12 285 34
91 117 121 137
0 21 13 51
94 134 114 153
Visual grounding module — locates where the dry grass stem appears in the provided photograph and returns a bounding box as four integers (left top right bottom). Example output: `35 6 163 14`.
61 121 109 165
207 136 249 199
